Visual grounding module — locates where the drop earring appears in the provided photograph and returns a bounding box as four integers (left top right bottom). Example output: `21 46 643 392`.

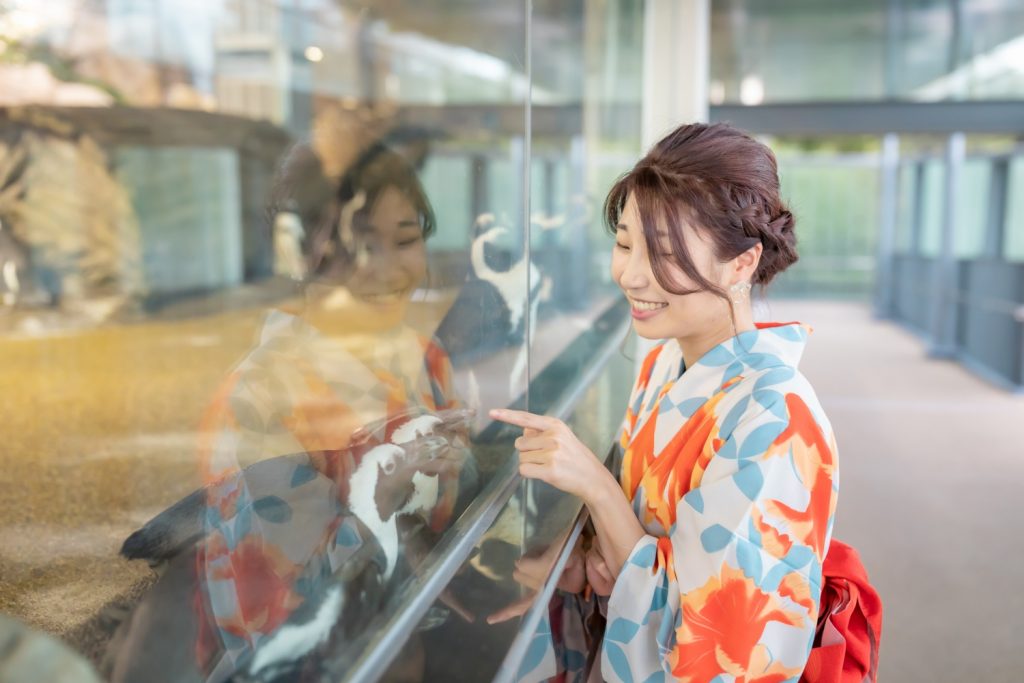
729 281 751 304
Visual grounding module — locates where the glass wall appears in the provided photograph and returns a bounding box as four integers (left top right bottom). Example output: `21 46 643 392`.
890 135 1022 262
770 139 882 297
0 1 643 680
1005 157 1024 262
710 0 1024 103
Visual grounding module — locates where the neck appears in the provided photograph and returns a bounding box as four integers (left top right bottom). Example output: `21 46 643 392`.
676 302 756 370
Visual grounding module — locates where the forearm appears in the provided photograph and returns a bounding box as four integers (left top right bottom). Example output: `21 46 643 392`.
584 468 647 577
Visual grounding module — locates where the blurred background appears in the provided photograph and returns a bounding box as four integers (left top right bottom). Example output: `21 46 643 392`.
0 1 1021 682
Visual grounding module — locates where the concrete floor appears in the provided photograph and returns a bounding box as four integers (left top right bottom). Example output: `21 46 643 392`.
766 299 1024 683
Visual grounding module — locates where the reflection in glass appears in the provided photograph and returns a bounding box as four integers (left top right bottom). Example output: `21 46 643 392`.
105 138 482 682
0 0 642 680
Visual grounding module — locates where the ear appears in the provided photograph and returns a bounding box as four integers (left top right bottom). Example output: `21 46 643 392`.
730 243 762 284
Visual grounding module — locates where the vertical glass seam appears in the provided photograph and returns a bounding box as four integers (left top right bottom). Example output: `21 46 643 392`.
523 0 533 412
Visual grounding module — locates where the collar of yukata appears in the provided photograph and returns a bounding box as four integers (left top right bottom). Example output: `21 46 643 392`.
680 321 812 376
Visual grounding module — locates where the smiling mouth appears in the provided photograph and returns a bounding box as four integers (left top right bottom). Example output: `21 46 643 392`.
629 297 668 312
356 289 409 305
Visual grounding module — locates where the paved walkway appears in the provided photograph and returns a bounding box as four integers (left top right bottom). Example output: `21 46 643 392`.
768 299 1024 683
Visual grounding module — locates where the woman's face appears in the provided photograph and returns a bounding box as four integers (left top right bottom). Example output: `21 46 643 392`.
345 185 427 307
610 194 731 341
309 185 427 327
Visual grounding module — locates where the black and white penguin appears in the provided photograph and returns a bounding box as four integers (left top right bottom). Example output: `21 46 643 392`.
435 214 549 370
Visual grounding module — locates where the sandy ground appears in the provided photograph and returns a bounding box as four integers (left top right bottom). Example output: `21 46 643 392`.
0 292 460 643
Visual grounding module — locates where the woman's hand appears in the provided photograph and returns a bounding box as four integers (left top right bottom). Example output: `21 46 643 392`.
486 538 587 624
488 409 609 503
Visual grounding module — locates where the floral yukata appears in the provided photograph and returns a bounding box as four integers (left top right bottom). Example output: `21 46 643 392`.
194 310 461 680
526 322 839 683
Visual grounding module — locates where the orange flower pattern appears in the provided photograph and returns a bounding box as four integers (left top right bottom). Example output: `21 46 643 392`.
520 323 838 683
604 323 838 683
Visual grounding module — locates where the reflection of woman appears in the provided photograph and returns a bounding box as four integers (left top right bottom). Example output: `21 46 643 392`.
493 123 840 682
194 142 471 678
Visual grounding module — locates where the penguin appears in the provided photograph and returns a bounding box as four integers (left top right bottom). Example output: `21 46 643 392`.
435 215 549 372
110 409 474 682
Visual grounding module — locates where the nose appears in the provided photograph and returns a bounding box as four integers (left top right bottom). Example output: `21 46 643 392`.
354 240 400 279
618 247 651 291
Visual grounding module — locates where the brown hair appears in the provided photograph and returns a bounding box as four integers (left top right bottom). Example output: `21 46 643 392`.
604 122 797 299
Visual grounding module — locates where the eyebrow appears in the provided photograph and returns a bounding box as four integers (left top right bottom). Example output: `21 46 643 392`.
360 219 422 233
617 223 670 238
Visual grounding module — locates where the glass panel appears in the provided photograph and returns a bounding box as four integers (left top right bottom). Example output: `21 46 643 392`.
770 139 881 298
954 158 992 259
1005 157 1024 262
919 159 946 257
0 1 546 680
0 0 653 679
709 0 1024 103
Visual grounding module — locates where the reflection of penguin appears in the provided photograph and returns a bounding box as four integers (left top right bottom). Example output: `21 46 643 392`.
347 415 446 580
271 200 306 281
119 413 463 566
110 411 472 683
435 215 546 367
0 219 31 308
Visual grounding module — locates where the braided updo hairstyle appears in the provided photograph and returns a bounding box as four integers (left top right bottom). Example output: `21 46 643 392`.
604 122 797 299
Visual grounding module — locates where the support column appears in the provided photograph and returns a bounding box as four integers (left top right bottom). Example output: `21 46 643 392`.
641 0 710 148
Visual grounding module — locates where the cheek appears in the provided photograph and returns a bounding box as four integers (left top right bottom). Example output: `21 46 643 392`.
668 291 722 322
399 245 428 278
609 251 625 284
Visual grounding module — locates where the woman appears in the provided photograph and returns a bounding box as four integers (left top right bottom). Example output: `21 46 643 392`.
192 140 474 680
492 123 838 682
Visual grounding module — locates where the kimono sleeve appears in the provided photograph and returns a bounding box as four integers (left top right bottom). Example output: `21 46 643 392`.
424 337 460 410
604 391 839 683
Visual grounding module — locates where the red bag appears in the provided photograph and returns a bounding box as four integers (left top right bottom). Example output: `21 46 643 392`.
800 540 883 683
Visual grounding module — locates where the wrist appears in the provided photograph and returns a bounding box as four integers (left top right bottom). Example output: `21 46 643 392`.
584 465 621 508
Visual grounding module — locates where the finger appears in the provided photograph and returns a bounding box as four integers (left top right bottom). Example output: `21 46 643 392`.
486 593 536 624
585 563 614 596
518 449 552 466
514 435 557 452
585 551 603 574
512 559 543 582
524 427 541 438
565 549 583 571
518 461 549 481
489 408 558 432
415 458 459 476
593 558 614 582
512 567 541 590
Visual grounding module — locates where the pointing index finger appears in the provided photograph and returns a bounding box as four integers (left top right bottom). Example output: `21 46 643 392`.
489 408 556 432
